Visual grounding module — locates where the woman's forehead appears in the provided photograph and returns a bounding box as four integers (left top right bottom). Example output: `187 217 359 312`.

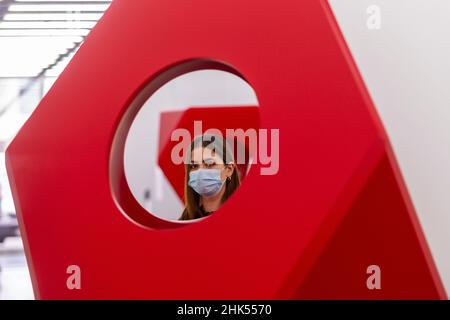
191 147 222 162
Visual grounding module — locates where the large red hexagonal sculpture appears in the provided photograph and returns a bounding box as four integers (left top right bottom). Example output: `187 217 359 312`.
6 0 447 299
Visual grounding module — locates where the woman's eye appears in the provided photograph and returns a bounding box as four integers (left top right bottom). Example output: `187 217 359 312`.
205 162 216 168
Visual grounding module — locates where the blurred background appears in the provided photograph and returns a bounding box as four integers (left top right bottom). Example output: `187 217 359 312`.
0 0 113 299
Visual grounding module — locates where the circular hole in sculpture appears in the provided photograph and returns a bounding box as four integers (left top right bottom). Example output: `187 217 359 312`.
110 60 260 228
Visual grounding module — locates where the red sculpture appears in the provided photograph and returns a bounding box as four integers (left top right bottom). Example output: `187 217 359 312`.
158 106 259 201
5 0 446 299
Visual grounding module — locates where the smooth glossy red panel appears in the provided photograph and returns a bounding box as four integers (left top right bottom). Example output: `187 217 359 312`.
5 0 446 299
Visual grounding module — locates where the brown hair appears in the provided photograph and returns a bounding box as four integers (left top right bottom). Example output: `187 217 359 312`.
179 134 240 220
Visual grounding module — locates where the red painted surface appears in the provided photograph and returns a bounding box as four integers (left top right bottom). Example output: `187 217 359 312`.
158 106 259 200
5 0 446 299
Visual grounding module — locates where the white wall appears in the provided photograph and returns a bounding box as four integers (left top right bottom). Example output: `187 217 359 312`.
330 0 450 294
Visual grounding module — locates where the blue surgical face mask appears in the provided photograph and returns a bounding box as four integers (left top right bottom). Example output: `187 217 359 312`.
188 168 225 198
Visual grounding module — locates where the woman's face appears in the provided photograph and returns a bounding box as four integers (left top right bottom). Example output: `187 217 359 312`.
189 146 233 182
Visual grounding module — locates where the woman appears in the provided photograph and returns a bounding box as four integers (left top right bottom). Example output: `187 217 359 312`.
179 134 240 221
